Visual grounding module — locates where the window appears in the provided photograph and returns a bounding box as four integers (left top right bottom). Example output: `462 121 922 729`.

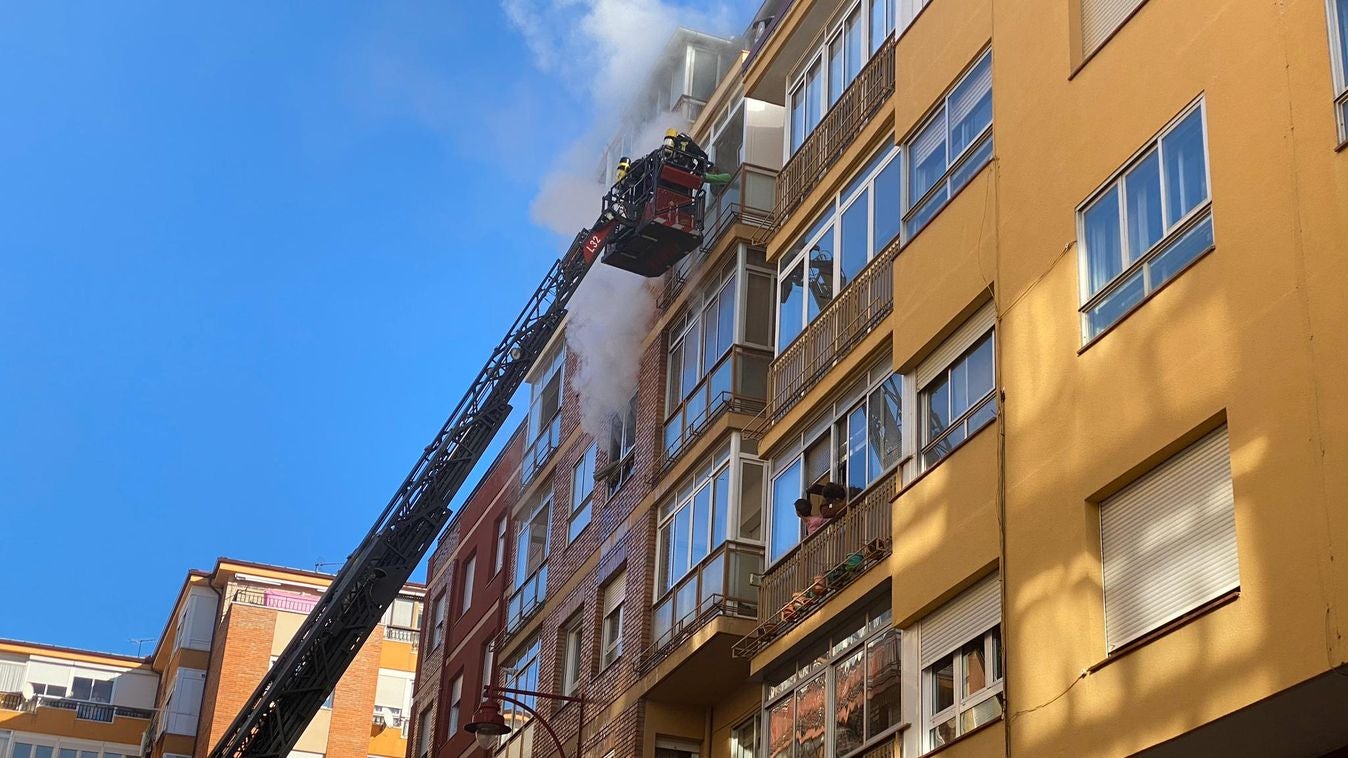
524 346 566 482
601 571 626 669
416 705 433 758
731 717 759 758
1101 426 1238 651
776 146 901 353
501 637 541 733
480 641 495 694
1332 0 1348 140
459 556 476 616
508 494 551 630
763 602 899 757
916 304 996 470
768 358 902 561
447 674 463 736
657 444 732 597
382 596 422 630
608 396 637 494
918 576 1003 752
29 683 66 698
787 0 908 153
175 590 218 651
493 517 508 575
569 445 596 541
561 614 583 696
666 261 736 455
430 593 446 649
375 670 413 732
1078 0 1145 57
1078 100 1213 340
70 677 112 704
904 50 993 237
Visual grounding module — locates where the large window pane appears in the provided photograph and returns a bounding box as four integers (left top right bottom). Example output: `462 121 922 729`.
1083 186 1123 297
948 53 992 157
873 155 902 250
805 61 823 134
795 674 826 758
739 461 764 541
717 276 736 356
847 405 869 493
840 190 870 287
870 374 902 470
1338 0 1348 85
791 86 806 153
1123 151 1164 262
828 37 845 106
778 260 805 351
834 650 866 756
866 634 901 738
691 483 712 564
1161 110 1208 224
671 505 692 582
910 109 947 202
870 0 891 52
806 227 835 321
926 374 950 438
769 699 795 758
1150 213 1215 285
845 8 864 83
712 467 730 548
931 654 955 713
966 334 995 403
746 271 774 347
771 459 803 561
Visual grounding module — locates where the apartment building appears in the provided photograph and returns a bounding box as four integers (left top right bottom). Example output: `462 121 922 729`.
0 641 158 758
727 0 1348 756
143 558 424 758
410 425 525 758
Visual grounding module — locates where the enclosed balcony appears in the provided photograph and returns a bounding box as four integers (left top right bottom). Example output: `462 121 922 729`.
640 541 763 672
521 409 561 486
504 561 548 636
734 467 896 658
662 346 772 471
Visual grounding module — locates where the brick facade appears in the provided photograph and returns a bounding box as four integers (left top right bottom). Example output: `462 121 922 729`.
197 603 275 756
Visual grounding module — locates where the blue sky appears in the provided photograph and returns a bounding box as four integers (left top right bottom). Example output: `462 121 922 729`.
0 1 749 655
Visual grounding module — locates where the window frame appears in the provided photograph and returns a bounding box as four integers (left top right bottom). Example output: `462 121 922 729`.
569 444 596 542
416 704 434 758
774 144 902 356
607 396 638 495
458 555 476 617
493 516 508 575
921 627 1003 752
656 443 735 596
430 592 446 650
918 330 996 470
901 49 994 239
447 674 463 736
761 604 900 758
1075 98 1214 342
1332 0 1348 141
600 573 626 671
560 614 584 696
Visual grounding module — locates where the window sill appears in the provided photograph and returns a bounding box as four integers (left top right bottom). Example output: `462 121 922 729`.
1076 241 1216 355
922 714 1003 757
1088 589 1240 674
1336 136 1348 154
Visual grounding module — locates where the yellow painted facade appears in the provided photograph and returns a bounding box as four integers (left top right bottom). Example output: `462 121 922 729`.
730 0 1348 756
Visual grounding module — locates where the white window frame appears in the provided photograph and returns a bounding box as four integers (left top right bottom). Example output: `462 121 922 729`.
730 716 758 758
774 144 902 355
459 555 476 617
569 445 596 542
493 516 508 575
920 627 1003 752
1331 0 1348 141
918 331 996 470
447 674 463 736
430 592 446 650
656 443 734 596
601 572 626 670
766 356 903 564
416 704 434 758
607 397 638 495
560 615 583 696
1076 98 1214 342
902 49 994 239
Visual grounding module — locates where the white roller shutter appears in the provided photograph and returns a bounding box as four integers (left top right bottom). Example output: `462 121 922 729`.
375 671 411 709
916 302 996 389
24 660 70 687
1080 0 1144 55
1101 426 1238 651
919 573 1001 667
603 571 627 615
166 668 206 736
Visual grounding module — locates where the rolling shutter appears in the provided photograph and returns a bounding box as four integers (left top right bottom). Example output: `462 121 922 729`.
0 660 24 692
916 302 996 389
1101 426 1238 651
919 573 1001 667
1080 0 1145 55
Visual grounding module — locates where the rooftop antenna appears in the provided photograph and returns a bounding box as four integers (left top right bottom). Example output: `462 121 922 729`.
313 560 343 574
130 637 156 656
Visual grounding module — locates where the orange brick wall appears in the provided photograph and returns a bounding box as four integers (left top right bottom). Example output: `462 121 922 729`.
197 603 275 757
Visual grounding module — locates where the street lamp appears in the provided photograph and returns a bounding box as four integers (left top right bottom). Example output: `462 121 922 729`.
464 685 586 757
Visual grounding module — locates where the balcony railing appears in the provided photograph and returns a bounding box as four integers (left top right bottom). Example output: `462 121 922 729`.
639 541 763 673
734 468 896 658
770 247 894 421
1 692 23 711
384 625 420 645
521 411 562 486
504 562 548 636
233 587 320 615
14 695 153 723
774 35 895 226
662 346 771 471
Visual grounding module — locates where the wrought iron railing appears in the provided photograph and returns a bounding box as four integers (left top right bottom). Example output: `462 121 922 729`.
734 469 896 658
639 542 763 673
773 35 895 227
770 246 894 421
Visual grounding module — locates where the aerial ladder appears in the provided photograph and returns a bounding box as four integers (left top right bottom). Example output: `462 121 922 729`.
206 133 717 758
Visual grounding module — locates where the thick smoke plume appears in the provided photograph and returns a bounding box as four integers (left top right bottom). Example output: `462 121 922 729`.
503 0 738 442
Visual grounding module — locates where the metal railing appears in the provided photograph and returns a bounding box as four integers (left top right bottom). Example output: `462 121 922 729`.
860 737 898 758
773 35 896 227
770 246 894 421
639 541 764 673
504 562 549 636
1 692 23 711
731 470 897 659
233 587 320 615
521 411 562 485
17 695 153 723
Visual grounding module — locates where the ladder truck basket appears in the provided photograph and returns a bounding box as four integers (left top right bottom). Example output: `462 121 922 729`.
598 135 711 278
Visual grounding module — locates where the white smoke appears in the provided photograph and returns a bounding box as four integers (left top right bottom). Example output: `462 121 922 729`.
502 0 741 441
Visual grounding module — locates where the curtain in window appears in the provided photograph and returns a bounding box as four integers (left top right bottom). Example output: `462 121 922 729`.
1083 186 1123 297
948 54 992 157
1123 151 1163 262
909 111 947 202
1161 110 1208 224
